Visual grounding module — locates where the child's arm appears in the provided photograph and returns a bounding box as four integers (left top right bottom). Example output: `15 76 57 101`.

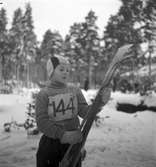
35 90 65 139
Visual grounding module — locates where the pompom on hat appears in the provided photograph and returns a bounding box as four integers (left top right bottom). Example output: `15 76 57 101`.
46 55 70 78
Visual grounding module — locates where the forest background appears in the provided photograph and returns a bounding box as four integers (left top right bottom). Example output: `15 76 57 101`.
0 0 156 92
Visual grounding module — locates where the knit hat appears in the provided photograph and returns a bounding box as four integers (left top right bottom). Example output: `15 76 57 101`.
46 55 70 78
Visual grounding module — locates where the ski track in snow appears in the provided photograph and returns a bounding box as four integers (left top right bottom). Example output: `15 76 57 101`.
0 91 156 167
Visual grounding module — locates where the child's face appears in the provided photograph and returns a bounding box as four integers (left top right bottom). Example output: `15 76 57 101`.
52 63 70 84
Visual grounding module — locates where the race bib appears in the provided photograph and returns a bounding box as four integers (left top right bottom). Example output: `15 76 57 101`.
48 93 78 121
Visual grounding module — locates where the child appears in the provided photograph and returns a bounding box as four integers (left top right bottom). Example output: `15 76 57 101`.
35 55 111 167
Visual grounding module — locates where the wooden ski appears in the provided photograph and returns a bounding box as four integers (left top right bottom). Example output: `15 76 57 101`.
59 44 134 167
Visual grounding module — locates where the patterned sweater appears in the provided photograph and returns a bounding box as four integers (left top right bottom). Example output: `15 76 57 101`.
35 81 89 140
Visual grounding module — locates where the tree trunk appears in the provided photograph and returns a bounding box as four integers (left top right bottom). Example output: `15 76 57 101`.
148 50 152 89
87 53 92 89
27 62 30 88
148 51 152 79
1 55 5 83
0 61 2 82
75 59 80 86
16 64 20 84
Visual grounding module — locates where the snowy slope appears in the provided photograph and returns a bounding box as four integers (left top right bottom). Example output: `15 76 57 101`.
0 90 156 167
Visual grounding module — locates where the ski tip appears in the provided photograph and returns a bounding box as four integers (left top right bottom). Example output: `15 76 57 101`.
115 44 134 61
120 44 133 52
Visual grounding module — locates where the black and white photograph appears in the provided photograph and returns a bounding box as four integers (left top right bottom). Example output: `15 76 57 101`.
0 0 156 167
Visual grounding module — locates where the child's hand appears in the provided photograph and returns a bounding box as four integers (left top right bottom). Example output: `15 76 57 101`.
60 130 82 144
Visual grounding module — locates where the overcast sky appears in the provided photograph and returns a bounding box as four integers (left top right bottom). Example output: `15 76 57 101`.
2 0 121 41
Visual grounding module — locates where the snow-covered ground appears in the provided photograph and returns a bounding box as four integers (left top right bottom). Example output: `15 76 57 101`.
0 89 156 167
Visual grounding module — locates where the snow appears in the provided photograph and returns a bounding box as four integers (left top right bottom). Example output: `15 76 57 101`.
0 89 156 167
143 92 156 107
0 94 29 129
111 91 142 105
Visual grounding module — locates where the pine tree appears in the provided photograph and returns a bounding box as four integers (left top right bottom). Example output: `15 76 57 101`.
48 31 64 56
22 3 37 86
0 8 12 82
103 0 145 75
40 29 63 62
143 0 156 79
10 3 37 85
0 8 7 33
102 0 156 91
40 29 53 61
22 3 37 61
81 10 101 88
9 8 24 82
65 11 101 87
65 23 85 83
